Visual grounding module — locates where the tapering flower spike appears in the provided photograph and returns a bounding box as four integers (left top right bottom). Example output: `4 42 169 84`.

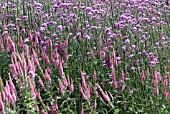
0 94 5 114
58 78 65 96
70 78 74 93
94 98 97 109
32 49 40 66
59 61 64 76
154 87 159 97
153 71 157 80
45 69 51 83
89 48 95 59
39 77 45 88
52 102 58 114
28 31 33 41
93 70 97 80
44 53 50 65
8 36 16 52
96 83 111 103
62 74 68 87
41 109 47 114
79 84 91 100
35 104 39 112
81 105 84 114
111 67 117 88
8 73 15 91
81 71 87 89
141 72 146 81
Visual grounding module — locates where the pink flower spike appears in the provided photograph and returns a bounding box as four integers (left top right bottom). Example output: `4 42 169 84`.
8 73 15 91
122 85 125 91
163 80 168 87
0 37 4 52
0 94 4 110
79 85 84 95
81 106 84 114
52 102 58 114
27 57 32 71
113 81 117 89
9 94 15 105
0 100 4 113
141 72 146 81
89 49 95 59
28 31 33 41
34 33 39 44
42 109 47 114
8 37 16 52
96 83 110 103
64 39 68 45
19 37 24 48
37 90 42 100
29 82 36 99
5 81 10 92
154 87 159 97
18 64 24 76
162 88 169 99
80 84 91 100
90 86 93 94
95 91 100 98
153 71 157 80
146 68 150 76
0 44 4 52
67 75 71 86
121 72 125 82
45 69 51 83
20 53 27 70
35 104 39 112
14 61 19 71
48 38 52 47
81 71 87 89
112 47 116 58
59 62 64 76
102 92 111 103
61 74 68 87
93 70 97 79
11 52 17 62
44 54 50 65
111 69 117 88
94 98 97 109
32 49 40 66
70 79 74 93
11 91 16 103
114 58 118 67
154 79 158 86
39 78 45 88
58 78 65 96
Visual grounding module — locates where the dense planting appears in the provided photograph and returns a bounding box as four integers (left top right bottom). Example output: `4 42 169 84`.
0 0 170 113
